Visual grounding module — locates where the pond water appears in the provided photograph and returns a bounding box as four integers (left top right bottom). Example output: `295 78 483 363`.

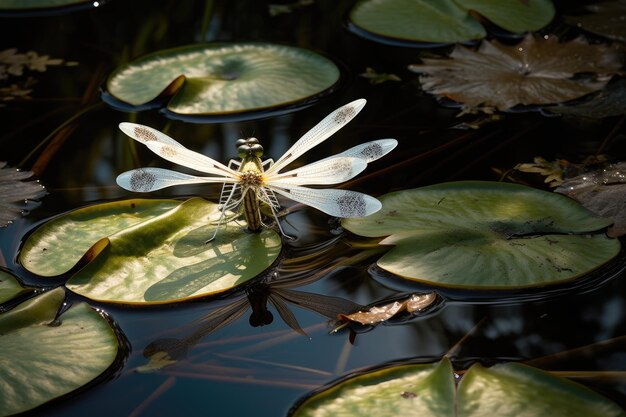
1 0 626 416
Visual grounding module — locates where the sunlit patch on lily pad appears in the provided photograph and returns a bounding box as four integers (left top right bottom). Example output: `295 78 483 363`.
409 35 622 112
342 181 620 289
348 0 554 45
19 198 282 304
104 43 340 119
0 287 119 416
290 357 625 417
0 270 31 305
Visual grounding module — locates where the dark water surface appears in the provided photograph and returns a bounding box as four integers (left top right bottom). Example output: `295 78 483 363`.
2 1 626 416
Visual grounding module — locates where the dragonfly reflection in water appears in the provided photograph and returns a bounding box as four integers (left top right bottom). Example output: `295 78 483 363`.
116 99 397 241
141 262 365 370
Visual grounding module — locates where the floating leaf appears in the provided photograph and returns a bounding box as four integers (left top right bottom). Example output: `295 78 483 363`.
342 181 620 289
0 270 31 305
290 358 625 417
349 0 486 44
455 0 555 33
338 292 438 325
20 198 282 304
268 0 314 16
359 67 402 85
545 78 626 119
515 157 578 187
457 362 626 417
409 35 622 111
105 43 340 116
0 161 46 227
0 287 119 416
0 48 65 79
565 1 626 42
349 0 554 44
556 163 626 238
0 0 100 13
291 358 456 417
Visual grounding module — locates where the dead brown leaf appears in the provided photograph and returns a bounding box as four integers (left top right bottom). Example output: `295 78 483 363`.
409 35 623 111
338 292 438 325
555 162 626 237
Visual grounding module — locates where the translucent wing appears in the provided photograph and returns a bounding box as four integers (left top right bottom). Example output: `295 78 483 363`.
119 122 184 147
268 185 381 218
266 156 367 186
265 99 367 175
117 168 236 192
266 139 398 186
318 139 398 164
145 141 240 178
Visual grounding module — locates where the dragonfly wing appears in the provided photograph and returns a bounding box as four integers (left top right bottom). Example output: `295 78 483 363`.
320 139 398 163
267 156 367 186
269 185 381 218
145 141 239 178
117 168 235 192
265 99 367 175
119 122 184 147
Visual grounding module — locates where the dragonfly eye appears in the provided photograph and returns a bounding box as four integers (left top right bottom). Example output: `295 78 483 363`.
246 137 259 145
250 143 264 157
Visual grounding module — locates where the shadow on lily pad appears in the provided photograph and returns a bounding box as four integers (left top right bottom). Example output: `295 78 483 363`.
19 198 282 304
342 181 621 290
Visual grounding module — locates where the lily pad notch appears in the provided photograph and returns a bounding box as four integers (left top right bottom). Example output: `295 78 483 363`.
290 357 626 417
0 287 121 416
342 181 621 289
348 0 555 46
19 198 282 304
104 43 342 122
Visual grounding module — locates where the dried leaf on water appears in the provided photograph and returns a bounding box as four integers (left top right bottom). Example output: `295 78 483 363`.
409 35 623 111
556 162 626 237
338 292 438 325
0 162 46 227
359 67 402 85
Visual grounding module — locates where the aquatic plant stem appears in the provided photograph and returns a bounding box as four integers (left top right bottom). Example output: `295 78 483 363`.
128 376 176 417
19 102 104 169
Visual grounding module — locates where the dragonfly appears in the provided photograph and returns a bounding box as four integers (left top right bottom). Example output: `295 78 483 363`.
116 98 397 241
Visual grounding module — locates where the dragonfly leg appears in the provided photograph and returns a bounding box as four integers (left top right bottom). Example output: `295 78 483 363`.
206 184 243 243
259 187 296 240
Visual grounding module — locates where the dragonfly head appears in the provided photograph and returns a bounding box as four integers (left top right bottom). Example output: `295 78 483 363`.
236 138 264 159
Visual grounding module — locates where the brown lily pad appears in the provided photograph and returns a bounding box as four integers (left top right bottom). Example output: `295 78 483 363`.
409 35 623 111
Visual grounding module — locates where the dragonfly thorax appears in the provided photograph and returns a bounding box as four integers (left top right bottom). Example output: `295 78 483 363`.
239 170 264 186
236 137 264 158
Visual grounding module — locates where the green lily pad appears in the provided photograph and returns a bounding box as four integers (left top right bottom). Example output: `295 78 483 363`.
291 358 625 417
455 0 555 33
105 43 340 116
342 182 620 289
0 270 31 304
20 198 282 304
292 358 456 417
348 0 554 44
20 199 181 277
0 287 119 416
0 0 90 9
458 362 625 417
349 0 486 44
